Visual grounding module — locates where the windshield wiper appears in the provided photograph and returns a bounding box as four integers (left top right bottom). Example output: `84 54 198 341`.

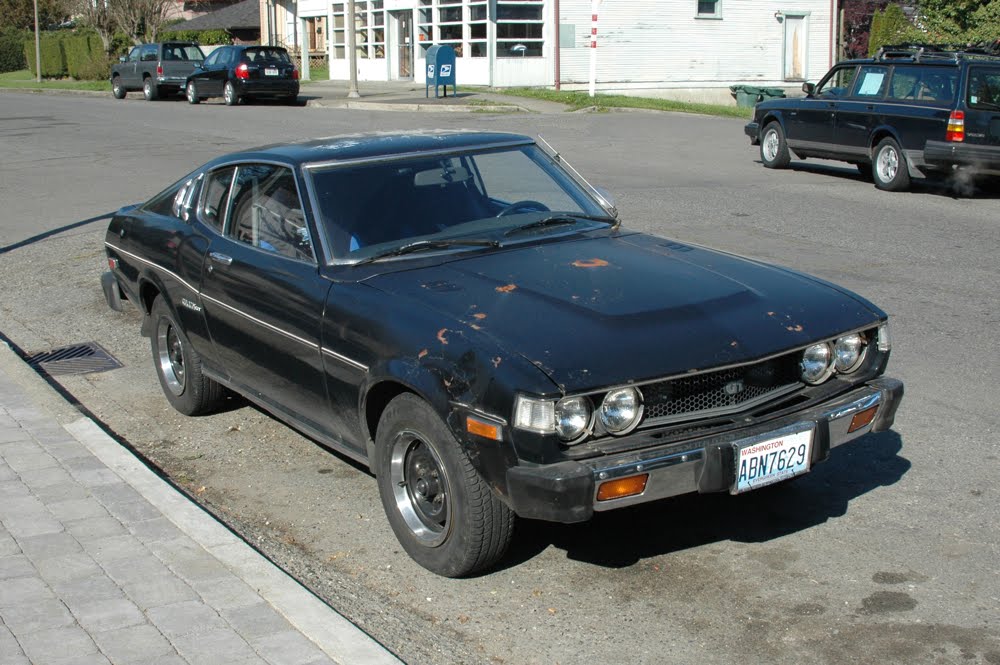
354 238 499 266
502 213 613 238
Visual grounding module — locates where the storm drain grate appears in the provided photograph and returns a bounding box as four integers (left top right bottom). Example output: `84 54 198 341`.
27 342 123 376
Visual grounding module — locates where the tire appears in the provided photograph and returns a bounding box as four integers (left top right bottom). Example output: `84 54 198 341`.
150 296 226 416
759 121 791 169
375 394 514 577
186 81 200 105
111 76 126 99
872 137 911 191
143 77 158 101
223 81 240 106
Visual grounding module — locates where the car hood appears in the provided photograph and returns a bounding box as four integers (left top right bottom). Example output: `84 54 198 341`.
364 233 882 393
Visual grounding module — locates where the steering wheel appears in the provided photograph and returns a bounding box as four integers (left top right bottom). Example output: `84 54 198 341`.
496 200 550 217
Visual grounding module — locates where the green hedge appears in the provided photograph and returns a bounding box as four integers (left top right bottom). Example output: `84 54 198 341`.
24 32 65 77
160 29 233 46
21 30 117 80
0 28 29 73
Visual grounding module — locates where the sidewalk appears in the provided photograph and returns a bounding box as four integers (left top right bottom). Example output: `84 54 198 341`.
0 342 401 665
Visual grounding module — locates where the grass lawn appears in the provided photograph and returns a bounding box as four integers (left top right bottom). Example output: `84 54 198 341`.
0 70 108 92
299 65 329 83
492 87 753 118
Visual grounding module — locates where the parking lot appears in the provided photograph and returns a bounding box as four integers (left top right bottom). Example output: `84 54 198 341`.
1 90 998 664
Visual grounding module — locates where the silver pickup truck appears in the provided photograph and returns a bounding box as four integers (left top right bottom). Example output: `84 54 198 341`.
111 42 206 101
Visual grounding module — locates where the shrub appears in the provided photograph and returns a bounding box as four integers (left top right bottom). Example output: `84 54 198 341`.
160 28 232 46
0 27 28 73
24 32 66 77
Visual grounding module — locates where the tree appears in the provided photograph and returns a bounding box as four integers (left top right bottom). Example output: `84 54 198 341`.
75 0 115 52
842 0 891 58
106 0 173 44
0 0 68 31
868 4 918 55
913 0 1000 43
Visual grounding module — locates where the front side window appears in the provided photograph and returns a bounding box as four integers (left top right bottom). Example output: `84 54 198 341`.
227 164 314 262
967 67 1000 109
203 49 221 68
127 47 140 63
815 66 857 97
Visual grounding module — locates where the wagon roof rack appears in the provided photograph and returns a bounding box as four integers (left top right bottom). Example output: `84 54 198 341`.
874 41 1000 63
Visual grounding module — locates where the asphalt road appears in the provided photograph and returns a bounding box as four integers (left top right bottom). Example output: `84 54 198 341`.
1 91 999 665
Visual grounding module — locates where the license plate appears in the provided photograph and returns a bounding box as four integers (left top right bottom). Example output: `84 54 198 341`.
265 67 279 76
733 427 813 494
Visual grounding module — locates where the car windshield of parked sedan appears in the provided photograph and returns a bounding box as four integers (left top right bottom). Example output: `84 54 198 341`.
307 144 614 262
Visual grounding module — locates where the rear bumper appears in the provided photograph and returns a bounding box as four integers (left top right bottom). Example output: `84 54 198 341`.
506 377 903 523
236 80 300 98
924 141 1000 172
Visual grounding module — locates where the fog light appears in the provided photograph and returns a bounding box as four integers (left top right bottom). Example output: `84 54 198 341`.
848 405 879 433
596 474 649 501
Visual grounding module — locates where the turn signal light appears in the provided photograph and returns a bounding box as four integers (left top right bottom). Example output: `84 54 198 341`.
848 405 879 433
946 111 965 142
466 416 501 441
236 63 250 80
597 474 649 501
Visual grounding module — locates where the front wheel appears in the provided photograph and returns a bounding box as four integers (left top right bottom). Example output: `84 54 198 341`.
186 81 200 104
872 138 911 191
111 76 126 99
142 77 158 101
223 81 240 106
760 122 791 169
375 394 514 577
150 296 226 416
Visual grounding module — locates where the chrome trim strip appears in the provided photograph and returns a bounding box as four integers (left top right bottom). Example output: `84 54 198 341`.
198 292 319 350
321 346 368 372
105 243 201 295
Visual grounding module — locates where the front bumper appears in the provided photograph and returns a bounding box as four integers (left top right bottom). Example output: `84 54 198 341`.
745 121 761 144
505 377 903 523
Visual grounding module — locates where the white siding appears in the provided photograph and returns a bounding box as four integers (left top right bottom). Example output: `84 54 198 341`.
558 0 832 88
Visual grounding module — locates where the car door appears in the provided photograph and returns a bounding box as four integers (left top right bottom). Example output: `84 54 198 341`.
193 47 226 96
785 65 858 157
833 64 892 160
198 162 334 435
121 46 141 87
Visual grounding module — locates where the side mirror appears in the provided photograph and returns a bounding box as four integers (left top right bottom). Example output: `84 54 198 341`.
802 82 815 96
119 56 127 63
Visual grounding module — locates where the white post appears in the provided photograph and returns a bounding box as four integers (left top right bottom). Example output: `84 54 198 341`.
587 0 598 97
300 17 311 80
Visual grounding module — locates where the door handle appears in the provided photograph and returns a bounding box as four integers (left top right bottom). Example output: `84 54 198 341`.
209 252 232 266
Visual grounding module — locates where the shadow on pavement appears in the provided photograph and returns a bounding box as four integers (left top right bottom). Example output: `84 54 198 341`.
504 430 908 570
0 212 114 255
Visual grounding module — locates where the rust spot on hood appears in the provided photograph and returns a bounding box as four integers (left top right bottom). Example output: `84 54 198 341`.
572 258 609 268
495 284 517 293
786 325 803 332
418 349 428 359
473 312 487 320
436 329 449 344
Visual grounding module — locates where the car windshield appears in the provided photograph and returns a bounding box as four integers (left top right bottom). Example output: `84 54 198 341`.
307 144 614 261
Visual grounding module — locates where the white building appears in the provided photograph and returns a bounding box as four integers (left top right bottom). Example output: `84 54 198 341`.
261 0 837 104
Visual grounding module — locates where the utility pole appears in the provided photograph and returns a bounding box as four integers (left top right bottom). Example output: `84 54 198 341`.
33 0 41 82
347 0 360 98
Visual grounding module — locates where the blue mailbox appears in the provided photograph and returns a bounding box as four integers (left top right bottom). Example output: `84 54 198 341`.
425 45 457 98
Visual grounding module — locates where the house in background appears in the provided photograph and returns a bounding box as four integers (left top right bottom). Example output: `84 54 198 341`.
171 0 262 44
260 0 838 103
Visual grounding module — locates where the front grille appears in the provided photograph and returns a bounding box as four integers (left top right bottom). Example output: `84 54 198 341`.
641 355 801 426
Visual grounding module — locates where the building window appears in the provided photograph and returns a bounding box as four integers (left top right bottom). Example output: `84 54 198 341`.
331 1 385 60
696 0 721 18
496 0 544 57
417 0 493 58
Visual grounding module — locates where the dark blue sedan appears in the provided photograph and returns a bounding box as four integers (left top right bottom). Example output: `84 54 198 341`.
101 131 903 576
186 45 299 106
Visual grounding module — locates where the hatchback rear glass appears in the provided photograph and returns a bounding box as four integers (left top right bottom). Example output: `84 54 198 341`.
245 48 291 64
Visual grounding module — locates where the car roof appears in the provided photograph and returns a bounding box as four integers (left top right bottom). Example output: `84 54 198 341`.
208 131 536 168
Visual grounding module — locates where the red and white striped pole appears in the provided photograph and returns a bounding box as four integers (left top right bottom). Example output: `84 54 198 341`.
588 0 599 97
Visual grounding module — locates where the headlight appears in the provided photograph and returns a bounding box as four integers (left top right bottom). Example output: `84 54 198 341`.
800 342 833 384
599 387 643 434
834 333 865 373
555 396 591 441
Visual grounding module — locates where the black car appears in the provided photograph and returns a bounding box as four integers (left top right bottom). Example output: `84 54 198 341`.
745 43 1000 191
186 45 299 106
101 131 903 576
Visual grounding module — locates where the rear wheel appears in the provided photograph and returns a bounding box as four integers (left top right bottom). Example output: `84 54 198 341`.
186 81 200 104
111 76 126 99
150 296 226 416
872 137 911 191
760 122 791 169
375 394 514 577
223 81 240 106
142 77 158 101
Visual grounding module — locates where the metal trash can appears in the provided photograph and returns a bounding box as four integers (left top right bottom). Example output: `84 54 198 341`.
425 45 457 98
730 85 763 108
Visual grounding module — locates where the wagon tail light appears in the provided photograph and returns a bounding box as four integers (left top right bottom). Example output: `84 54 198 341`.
946 111 965 142
236 63 249 80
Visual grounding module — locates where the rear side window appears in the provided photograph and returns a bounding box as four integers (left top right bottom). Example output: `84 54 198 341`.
852 66 890 98
967 67 1000 109
200 167 236 231
888 66 957 103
